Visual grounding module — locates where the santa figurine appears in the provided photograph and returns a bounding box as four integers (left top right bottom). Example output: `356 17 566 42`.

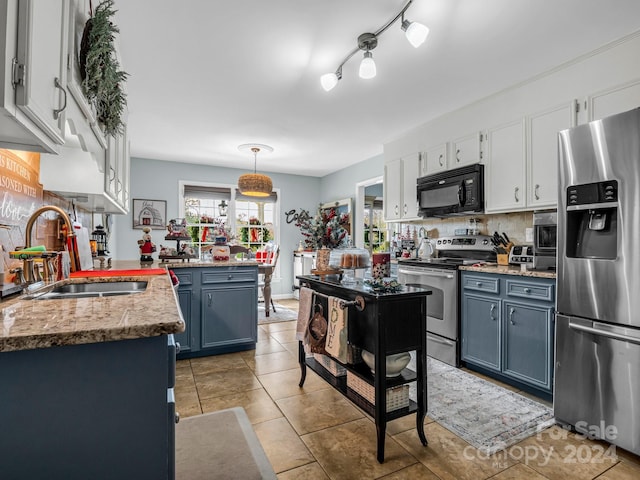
138 226 156 264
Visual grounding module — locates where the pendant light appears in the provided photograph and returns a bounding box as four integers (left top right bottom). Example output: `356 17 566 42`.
237 144 273 197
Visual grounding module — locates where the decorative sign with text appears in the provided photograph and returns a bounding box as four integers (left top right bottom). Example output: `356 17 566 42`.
0 149 43 225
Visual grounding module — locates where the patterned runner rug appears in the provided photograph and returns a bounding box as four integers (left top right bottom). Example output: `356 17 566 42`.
416 357 555 454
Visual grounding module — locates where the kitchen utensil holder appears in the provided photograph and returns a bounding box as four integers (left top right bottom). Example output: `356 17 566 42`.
497 242 514 265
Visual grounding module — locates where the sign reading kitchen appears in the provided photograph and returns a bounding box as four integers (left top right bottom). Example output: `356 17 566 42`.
0 149 43 224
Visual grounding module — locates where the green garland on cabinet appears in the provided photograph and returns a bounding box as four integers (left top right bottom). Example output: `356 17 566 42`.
80 0 128 136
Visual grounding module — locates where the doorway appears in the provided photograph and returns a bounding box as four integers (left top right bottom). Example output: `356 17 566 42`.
354 176 384 252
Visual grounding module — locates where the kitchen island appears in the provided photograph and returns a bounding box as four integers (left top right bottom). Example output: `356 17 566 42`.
161 259 260 358
297 274 431 463
0 270 184 480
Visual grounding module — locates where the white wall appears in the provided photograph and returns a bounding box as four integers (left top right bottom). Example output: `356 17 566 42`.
319 153 385 243
384 31 640 159
113 157 321 298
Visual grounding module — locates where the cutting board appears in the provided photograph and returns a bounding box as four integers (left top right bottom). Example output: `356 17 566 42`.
73 223 94 271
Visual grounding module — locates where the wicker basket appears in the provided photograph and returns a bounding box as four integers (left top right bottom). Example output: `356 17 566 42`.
346 371 410 412
313 353 347 377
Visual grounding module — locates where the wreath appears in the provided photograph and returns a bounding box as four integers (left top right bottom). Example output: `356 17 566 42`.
79 0 128 137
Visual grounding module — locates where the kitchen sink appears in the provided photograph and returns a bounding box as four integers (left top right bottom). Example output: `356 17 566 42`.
24 281 148 300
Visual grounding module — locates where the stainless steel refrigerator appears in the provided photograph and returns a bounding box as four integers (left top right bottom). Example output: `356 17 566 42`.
555 106 640 455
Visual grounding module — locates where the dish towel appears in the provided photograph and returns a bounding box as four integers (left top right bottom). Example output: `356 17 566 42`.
296 287 314 347
325 296 348 364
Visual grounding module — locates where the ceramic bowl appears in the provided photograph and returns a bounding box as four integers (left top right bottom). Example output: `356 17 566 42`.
361 350 411 377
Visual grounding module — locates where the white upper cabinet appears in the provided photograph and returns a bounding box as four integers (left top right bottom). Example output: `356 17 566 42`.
384 153 421 222
421 143 448 176
485 119 526 213
527 102 575 208
104 121 129 210
402 153 420 220
384 158 402 221
587 78 640 122
0 0 69 152
451 132 482 168
65 0 107 153
40 146 127 214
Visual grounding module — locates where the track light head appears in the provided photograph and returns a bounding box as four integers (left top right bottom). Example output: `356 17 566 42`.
401 19 429 48
359 51 376 79
320 68 342 92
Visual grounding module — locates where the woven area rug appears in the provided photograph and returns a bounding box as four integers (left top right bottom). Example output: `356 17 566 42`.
258 303 298 324
418 357 555 455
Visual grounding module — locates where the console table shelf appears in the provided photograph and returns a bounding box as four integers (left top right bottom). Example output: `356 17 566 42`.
297 275 431 463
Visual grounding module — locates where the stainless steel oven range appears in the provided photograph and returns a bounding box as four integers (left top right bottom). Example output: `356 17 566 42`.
397 235 495 367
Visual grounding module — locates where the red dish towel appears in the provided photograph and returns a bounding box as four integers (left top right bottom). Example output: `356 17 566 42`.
70 269 167 277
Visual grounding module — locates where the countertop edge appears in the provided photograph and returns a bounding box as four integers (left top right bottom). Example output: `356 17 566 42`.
1 272 185 353
459 264 556 279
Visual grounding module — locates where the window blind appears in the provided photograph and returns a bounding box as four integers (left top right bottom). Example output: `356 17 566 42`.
183 185 231 200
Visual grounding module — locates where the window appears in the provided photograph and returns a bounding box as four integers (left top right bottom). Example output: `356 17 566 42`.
179 181 279 259
235 190 277 251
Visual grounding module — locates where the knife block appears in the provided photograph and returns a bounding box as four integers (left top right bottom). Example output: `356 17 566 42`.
496 242 514 265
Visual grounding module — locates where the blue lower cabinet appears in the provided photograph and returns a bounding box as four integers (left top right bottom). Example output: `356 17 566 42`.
176 265 258 358
461 294 501 370
0 335 176 480
461 271 555 396
502 300 554 391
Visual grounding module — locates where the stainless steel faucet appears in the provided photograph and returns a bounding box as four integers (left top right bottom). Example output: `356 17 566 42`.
23 206 75 284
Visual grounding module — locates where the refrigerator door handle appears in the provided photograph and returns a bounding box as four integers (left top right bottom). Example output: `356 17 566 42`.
569 321 640 346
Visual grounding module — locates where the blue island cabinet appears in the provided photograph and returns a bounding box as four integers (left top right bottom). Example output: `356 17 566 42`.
173 265 258 358
0 335 177 480
461 271 555 399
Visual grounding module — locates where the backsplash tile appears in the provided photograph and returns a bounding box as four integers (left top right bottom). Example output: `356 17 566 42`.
395 212 535 245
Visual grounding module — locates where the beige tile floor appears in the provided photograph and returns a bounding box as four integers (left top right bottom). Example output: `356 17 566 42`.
175 298 640 479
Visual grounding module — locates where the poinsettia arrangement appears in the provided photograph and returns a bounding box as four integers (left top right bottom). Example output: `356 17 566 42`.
296 207 349 249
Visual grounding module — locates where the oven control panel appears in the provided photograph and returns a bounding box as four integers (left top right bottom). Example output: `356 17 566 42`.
435 235 494 251
508 245 534 264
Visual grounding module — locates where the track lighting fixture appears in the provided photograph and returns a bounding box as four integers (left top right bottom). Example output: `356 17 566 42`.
320 0 428 91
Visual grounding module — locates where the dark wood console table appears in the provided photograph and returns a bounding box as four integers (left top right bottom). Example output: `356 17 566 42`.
297 275 431 463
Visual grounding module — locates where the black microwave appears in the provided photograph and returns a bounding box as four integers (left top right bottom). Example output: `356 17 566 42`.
417 164 484 218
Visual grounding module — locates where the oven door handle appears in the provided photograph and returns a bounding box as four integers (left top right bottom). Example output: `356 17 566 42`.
398 269 455 279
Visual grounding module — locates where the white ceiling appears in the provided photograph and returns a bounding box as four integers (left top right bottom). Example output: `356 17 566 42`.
114 0 640 177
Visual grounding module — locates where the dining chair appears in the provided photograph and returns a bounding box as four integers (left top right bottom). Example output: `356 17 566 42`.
229 244 251 258
258 243 279 314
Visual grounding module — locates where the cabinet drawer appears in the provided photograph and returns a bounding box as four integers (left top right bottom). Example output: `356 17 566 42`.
505 279 554 302
462 275 499 294
174 271 193 286
202 268 256 284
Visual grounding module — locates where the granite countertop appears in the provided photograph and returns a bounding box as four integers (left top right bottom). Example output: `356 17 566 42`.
459 263 556 279
0 269 185 353
159 259 259 268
